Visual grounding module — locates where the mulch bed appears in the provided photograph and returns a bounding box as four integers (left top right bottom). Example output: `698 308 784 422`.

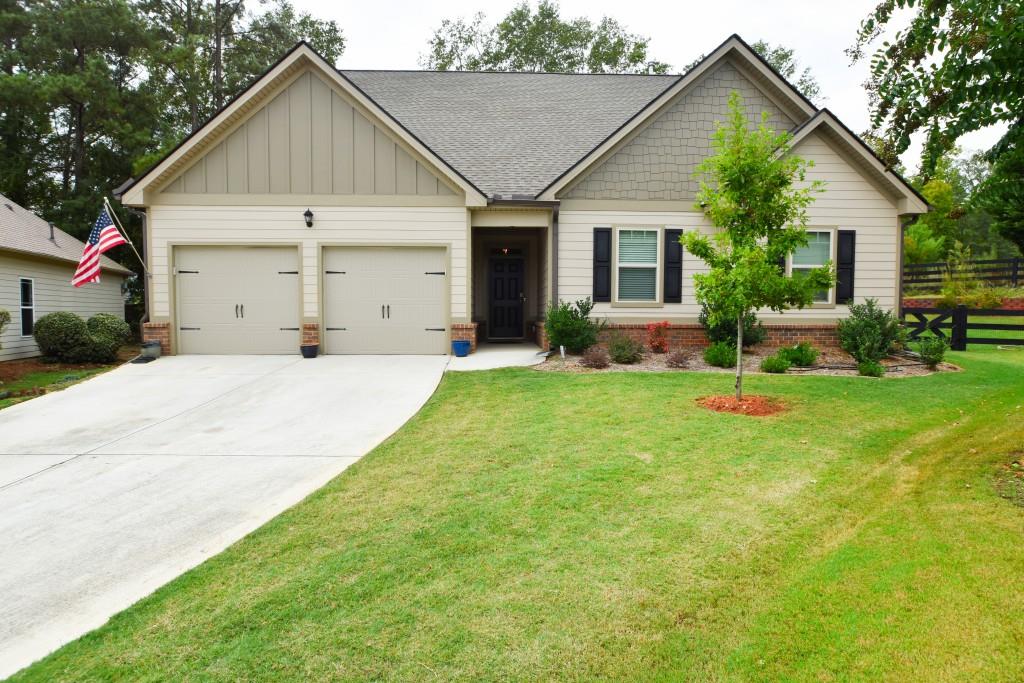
0 345 140 384
697 394 786 416
535 345 957 377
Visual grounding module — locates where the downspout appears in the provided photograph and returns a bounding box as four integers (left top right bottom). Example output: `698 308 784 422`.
551 203 559 304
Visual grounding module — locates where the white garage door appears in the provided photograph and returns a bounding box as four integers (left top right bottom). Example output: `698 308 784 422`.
323 246 447 354
175 246 300 354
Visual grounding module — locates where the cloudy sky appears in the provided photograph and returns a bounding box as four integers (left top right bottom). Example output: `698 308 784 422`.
291 0 1003 173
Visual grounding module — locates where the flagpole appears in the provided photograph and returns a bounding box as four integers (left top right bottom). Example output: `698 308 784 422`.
103 196 148 273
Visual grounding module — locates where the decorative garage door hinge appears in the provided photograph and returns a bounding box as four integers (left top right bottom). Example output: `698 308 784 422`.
179 326 200 330
424 271 445 275
425 328 446 332
277 270 298 275
325 327 347 331
279 327 300 331
325 270 346 274
177 269 199 274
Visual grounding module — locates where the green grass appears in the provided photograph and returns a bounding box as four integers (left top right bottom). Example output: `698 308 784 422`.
12 350 1024 681
0 367 109 410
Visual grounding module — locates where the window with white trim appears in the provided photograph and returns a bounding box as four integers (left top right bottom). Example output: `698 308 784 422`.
790 231 832 303
616 228 659 302
19 278 34 336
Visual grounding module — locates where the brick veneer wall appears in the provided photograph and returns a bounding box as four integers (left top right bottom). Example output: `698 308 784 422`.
451 322 478 353
596 322 840 349
142 321 171 355
903 297 1024 311
532 321 549 351
302 323 319 346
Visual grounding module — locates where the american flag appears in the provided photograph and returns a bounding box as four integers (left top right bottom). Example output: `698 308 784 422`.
72 208 126 287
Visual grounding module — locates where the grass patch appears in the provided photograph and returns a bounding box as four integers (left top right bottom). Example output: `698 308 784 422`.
11 350 1024 681
0 367 110 410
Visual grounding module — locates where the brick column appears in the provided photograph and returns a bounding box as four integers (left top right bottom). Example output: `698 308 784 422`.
451 322 478 353
142 321 171 355
302 323 320 346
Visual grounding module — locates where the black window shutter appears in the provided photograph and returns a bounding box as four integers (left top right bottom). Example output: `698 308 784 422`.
593 228 612 302
664 228 682 303
836 230 856 304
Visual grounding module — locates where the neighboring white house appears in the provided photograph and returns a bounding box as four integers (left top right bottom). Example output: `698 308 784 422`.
0 194 131 361
118 34 927 356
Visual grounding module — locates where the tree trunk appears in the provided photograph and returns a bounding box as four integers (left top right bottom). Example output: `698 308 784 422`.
735 313 744 400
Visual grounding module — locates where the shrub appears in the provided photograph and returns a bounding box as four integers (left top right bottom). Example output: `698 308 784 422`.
608 334 644 364
87 313 132 361
703 341 737 368
0 308 9 351
579 347 610 369
666 350 689 368
33 311 130 363
699 305 766 347
857 360 886 377
916 336 949 369
760 354 791 374
837 299 905 363
544 298 605 353
777 341 819 367
647 321 670 353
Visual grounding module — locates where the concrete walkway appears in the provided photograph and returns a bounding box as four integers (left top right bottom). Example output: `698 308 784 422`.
0 354 446 678
447 342 546 371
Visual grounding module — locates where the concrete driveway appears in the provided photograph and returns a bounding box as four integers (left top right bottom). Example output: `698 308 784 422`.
0 354 447 678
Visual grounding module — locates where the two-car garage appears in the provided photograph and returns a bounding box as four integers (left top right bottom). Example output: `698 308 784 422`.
174 245 447 355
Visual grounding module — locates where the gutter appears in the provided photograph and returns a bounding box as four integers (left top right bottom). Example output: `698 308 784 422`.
487 197 560 304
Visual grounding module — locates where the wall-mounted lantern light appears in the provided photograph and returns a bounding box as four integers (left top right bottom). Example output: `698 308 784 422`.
303 208 314 227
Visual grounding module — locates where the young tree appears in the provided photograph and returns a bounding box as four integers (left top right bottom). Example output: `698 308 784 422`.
422 1 669 74
684 92 833 400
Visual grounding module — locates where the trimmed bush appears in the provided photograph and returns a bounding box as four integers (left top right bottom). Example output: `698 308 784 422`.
33 311 130 363
703 341 737 368
0 308 10 351
666 350 689 368
87 313 132 361
857 360 886 377
837 299 905 363
916 336 949 369
760 354 791 374
608 335 643 364
579 347 610 369
699 305 766 348
778 342 819 367
545 298 604 353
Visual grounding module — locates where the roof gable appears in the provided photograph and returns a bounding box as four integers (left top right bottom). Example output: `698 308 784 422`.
562 59 795 201
161 70 456 198
537 34 818 200
122 43 485 206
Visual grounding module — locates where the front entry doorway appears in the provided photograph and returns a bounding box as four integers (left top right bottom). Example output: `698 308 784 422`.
488 253 525 340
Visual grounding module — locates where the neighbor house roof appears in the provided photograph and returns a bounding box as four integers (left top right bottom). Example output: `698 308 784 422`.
342 70 679 198
0 194 133 275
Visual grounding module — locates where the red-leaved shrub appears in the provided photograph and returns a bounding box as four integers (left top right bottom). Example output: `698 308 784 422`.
647 321 670 353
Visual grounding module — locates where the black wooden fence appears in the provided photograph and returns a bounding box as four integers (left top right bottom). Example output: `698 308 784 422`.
902 305 1024 350
903 257 1021 287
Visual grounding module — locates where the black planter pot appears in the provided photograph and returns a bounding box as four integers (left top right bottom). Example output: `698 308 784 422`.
300 344 319 359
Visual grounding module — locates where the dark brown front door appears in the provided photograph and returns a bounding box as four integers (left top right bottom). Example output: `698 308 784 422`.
488 256 524 339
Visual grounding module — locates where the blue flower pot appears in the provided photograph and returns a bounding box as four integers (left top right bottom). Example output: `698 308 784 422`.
452 340 471 357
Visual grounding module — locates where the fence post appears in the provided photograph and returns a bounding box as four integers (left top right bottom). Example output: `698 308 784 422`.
950 304 968 351
1013 257 1020 288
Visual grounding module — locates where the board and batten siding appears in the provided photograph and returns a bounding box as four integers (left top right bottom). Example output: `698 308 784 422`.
147 205 470 322
558 130 901 320
0 253 125 361
161 71 456 198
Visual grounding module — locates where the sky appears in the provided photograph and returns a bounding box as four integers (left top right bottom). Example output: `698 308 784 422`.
291 0 1005 174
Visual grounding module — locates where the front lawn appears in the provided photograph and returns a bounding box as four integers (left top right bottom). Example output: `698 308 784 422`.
12 349 1024 681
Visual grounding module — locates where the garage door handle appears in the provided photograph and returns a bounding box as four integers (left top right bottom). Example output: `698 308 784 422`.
235 304 239 318
240 304 244 318
425 271 445 275
387 304 390 319
381 304 385 319
425 328 445 332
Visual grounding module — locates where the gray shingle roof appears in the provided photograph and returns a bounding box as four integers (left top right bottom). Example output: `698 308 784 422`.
341 70 680 198
0 194 132 275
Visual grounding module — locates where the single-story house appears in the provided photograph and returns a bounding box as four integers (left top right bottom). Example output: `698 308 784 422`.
0 195 131 361
118 34 927 356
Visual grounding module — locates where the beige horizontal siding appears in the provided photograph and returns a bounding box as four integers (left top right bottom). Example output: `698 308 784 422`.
558 131 900 322
0 254 125 361
148 205 469 321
